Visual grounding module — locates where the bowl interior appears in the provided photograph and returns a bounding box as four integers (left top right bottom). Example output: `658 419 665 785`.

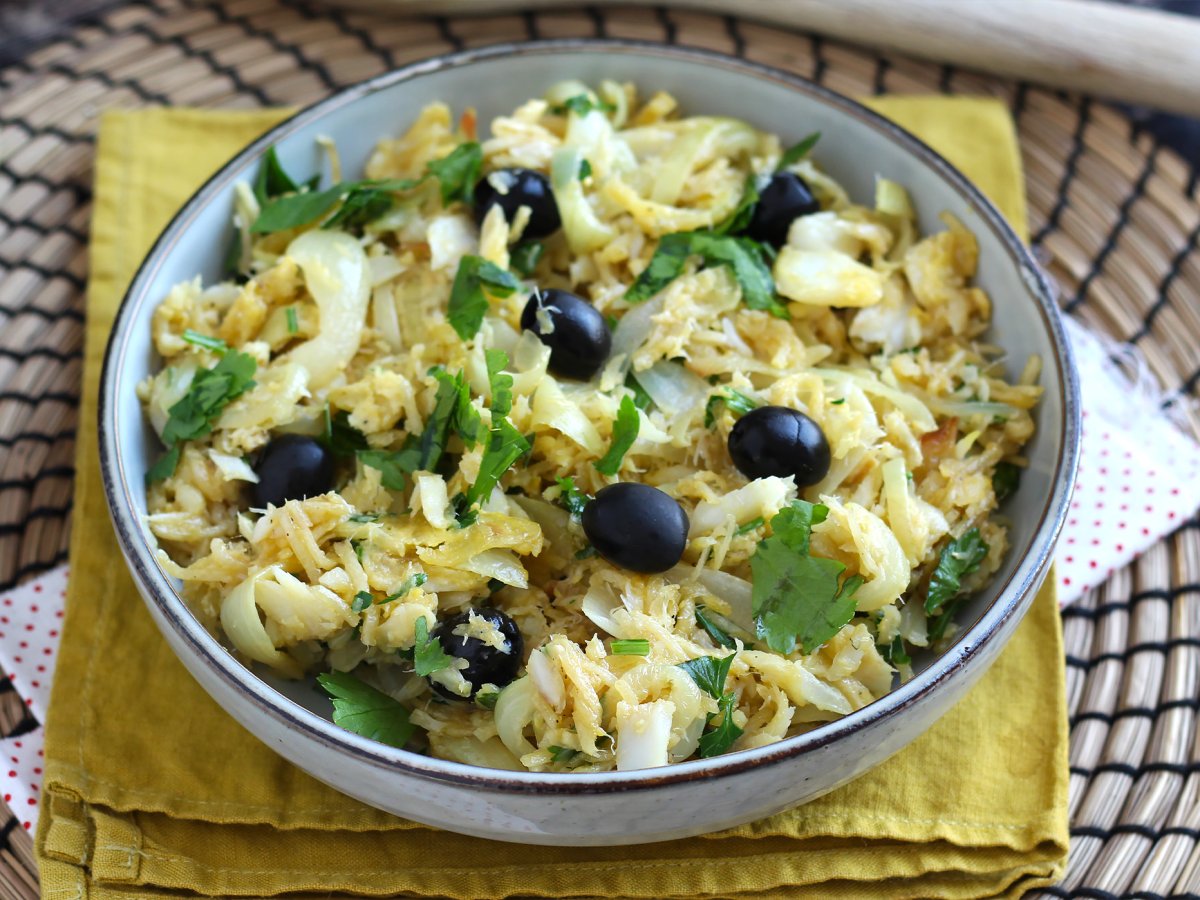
104 41 1077 778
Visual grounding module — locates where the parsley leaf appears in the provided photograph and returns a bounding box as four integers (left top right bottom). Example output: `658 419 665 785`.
611 638 650 656
993 462 1020 502
145 444 181 486
381 573 428 604
250 183 351 234
549 745 581 764
925 528 989 616
323 187 394 231
461 418 530 521
594 395 640 476
625 372 653 410
433 367 481 447
553 94 615 117
160 350 257 447
475 688 500 710
704 388 760 428
678 654 735 700
578 158 593 181
695 606 737 649
425 140 483 206
510 241 544 277
485 349 513 419
322 406 369 457
447 254 521 340
317 671 415 749
699 692 744 757
413 616 455 677
880 634 911 666
351 591 374 613
556 476 590 520
252 146 304 206
750 500 864 654
356 449 411 492
625 231 784 317
777 131 821 170
714 173 760 235
348 513 380 523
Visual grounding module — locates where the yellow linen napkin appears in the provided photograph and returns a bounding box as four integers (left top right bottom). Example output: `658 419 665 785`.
37 97 1066 899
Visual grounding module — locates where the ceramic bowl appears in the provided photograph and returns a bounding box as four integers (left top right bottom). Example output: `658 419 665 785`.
98 40 1080 846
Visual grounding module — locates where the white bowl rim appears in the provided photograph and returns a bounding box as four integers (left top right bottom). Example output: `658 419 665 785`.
98 38 1081 796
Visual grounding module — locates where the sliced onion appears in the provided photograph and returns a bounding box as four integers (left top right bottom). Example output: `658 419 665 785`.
494 676 538 758
615 699 675 771
631 361 709 418
219 567 303 678
550 146 615 254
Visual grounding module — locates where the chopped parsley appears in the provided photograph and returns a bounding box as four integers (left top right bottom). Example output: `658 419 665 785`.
695 606 737 649
704 388 760 428
574 545 598 560
413 616 454 677
749 500 864 654
578 158 593 181
381 573 428 604
251 142 482 234
323 406 369 457
351 539 365 563
475 688 500 710
594 395 640 476
880 634 911 666
992 462 1021 502
735 516 764 536
510 241 544 277
925 529 990 642
556 476 590 520
458 352 529 525
679 654 743 758
777 131 821 170
831 398 845 405
610 639 650 656
549 745 581 764
447 254 521 340
317 671 415 749
625 372 653 410
252 145 312 206
552 94 615 117
351 591 374 613
625 230 784 318
713 173 760 235
285 305 299 335
147 350 257 485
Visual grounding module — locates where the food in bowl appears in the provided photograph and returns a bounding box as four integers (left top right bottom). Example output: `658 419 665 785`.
138 80 1041 774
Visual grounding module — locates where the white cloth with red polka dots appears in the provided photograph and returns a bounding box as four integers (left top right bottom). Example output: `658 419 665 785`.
1 320 1198 834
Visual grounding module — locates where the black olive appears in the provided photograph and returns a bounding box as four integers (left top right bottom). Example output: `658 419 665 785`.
520 289 612 380
252 434 335 508
581 483 689 574
431 607 524 699
727 406 831 487
474 168 561 240
746 172 820 247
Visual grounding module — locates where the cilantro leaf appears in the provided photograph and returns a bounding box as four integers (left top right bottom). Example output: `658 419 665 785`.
160 350 257 447
678 654 735 700
992 462 1020 502
777 131 821 170
553 94 615 117
447 254 521 340
413 616 455 677
750 500 864 654
594 395 640 476
714 173 760 235
556 476 590 520
252 146 303 206
625 231 784 317
323 406 369 457
611 639 650 656
698 692 743 758
317 671 415 748
381 573 428 604
925 528 989 615
145 444 181 486
704 388 760 428
426 141 483 206
510 241 544 277
695 607 737 649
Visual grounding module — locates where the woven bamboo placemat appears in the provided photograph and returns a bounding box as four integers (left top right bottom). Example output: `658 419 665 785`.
1 1 1198 896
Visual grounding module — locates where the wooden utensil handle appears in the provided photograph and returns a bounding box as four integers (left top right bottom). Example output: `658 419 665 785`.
343 0 1200 117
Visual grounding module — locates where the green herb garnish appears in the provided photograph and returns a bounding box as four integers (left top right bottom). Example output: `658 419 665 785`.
700 692 744 757
749 500 864 654
704 388 760 428
610 638 650 656
553 94 615 117
182 329 227 354
556 476 590 520
348 513 380 523
992 462 1021 502
381 573 428 604
510 241 544 277
285 305 299 335
625 372 653 410
594 395 640 476
679 654 743 758
713 173 760 235
625 231 784 317
925 528 988 618
323 406 369 458
735 516 765 536
145 444 181 486
317 671 415 749
447 254 521 340
425 141 483 206
413 616 455 677
881 634 911 666
475 688 500 710
578 158 593 181
252 145 308 206
678 654 735 701
549 745 581 764
695 607 737 649
323 187 394 231
777 131 821 170
351 591 374 613
574 545 598 560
